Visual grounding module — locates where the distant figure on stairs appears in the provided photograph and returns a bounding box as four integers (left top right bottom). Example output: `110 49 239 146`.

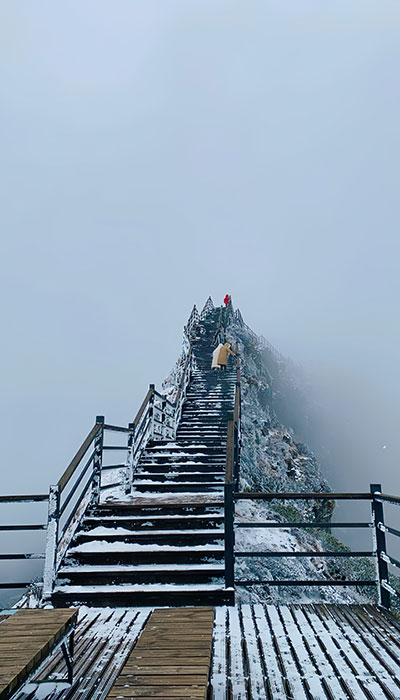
211 343 223 370
218 342 236 371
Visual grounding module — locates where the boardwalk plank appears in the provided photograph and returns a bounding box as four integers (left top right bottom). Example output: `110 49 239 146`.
209 606 226 700
240 605 266 700
252 604 287 700
227 606 247 700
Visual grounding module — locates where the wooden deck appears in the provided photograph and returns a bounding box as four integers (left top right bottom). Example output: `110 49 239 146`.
0 609 77 700
211 604 400 700
2 604 399 700
106 608 214 699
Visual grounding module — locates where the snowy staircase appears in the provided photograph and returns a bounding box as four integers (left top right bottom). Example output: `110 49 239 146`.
53 309 236 606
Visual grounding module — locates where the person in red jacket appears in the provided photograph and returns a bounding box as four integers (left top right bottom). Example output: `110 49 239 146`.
224 294 230 307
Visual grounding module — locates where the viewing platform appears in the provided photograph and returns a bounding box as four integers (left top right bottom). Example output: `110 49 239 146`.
1 603 399 700
1 299 399 699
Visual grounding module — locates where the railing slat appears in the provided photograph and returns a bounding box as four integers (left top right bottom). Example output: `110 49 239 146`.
132 387 154 429
58 423 100 492
103 423 131 433
59 449 95 516
234 492 371 500
236 579 376 587
0 553 45 560
371 483 390 608
373 493 400 506
0 582 36 588
0 494 48 503
235 550 374 558
235 521 371 529
0 524 46 531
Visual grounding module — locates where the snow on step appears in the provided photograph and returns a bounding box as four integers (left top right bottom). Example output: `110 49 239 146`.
105 493 224 505
54 583 225 593
69 541 225 553
86 513 223 521
83 527 224 537
59 563 224 573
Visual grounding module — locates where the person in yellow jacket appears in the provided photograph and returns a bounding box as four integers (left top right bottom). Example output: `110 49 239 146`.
217 342 236 371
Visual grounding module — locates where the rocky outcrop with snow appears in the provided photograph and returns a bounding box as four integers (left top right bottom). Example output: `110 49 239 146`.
222 310 376 604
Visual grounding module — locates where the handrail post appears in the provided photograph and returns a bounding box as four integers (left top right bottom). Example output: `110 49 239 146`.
225 418 235 601
91 416 105 505
125 421 135 494
371 483 390 609
42 483 60 603
161 398 167 439
149 385 155 440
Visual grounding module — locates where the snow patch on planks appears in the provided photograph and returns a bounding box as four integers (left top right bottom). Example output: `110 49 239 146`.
209 604 400 700
10 607 151 700
105 607 214 700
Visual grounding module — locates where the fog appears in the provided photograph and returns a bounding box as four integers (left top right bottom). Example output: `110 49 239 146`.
1 1 400 596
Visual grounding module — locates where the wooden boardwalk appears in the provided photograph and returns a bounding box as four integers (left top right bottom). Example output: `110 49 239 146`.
0 609 77 700
2 604 400 700
211 604 400 700
106 608 214 699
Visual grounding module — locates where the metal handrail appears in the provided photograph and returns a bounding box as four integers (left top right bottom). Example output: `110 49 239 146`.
175 349 192 406
226 486 399 609
224 345 242 594
373 493 400 506
0 494 48 503
234 492 371 500
58 422 101 492
0 494 49 596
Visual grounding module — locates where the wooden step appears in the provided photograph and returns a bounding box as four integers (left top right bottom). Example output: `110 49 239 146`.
56 563 225 585
83 514 224 530
74 528 224 546
66 544 225 565
52 584 233 606
131 482 224 493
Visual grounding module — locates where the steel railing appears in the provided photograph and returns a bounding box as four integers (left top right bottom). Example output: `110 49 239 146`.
222 340 399 609
0 301 215 602
224 482 400 608
0 494 48 591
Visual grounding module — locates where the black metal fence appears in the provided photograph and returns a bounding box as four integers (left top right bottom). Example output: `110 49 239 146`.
224 482 400 608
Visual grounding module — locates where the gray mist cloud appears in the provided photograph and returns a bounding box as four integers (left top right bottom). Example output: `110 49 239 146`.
1 0 399 515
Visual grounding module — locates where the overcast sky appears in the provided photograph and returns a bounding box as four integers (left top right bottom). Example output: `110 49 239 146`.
1 1 400 498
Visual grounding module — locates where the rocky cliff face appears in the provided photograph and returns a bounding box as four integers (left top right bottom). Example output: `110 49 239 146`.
164 303 376 604
223 311 375 604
